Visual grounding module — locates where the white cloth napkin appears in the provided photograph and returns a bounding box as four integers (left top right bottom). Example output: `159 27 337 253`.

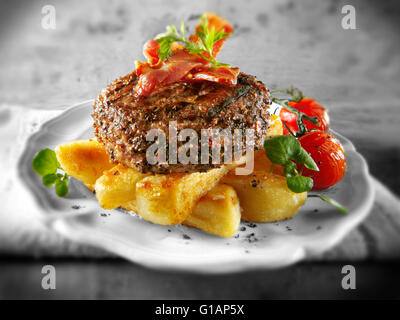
0 105 399 260
0 106 108 257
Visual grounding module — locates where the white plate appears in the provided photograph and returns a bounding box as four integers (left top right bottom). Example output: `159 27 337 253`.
18 100 375 273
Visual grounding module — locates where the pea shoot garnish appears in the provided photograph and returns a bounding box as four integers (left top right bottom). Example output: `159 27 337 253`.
32 148 69 197
154 14 231 67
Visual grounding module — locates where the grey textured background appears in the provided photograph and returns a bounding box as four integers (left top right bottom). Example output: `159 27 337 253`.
0 0 399 299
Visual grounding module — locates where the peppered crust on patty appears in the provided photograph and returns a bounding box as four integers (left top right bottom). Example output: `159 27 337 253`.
92 72 272 174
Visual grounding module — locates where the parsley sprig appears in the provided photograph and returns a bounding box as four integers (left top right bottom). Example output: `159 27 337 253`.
154 14 230 67
32 148 69 197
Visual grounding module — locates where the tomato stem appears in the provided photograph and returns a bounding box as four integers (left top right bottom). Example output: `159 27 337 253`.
283 122 296 137
271 86 304 102
308 194 348 214
271 97 320 137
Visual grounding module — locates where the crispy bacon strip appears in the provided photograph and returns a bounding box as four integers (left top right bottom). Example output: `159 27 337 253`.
189 67 239 86
136 51 206 97
136 13 237 97
142 40 161 66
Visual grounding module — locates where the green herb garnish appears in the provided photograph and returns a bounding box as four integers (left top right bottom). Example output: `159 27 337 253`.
154 13 230 67
32 148 69 197
264 135 348 214
264 135 318 193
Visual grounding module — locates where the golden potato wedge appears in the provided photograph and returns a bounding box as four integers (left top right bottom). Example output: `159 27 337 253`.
94 164 150 210
183 184 241 238
122 200 139 215
55 139 114 190
222 171 307 222
234 150 284 175
135 164 234 225
121 183 241 237
267 114 283 137
252 150 284 174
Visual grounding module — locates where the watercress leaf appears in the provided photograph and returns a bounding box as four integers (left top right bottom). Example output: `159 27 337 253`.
314 194 348 214
55 178 69 197
284 161 298 178
286 175 313 193
293 148 319 171
42 173 58 187
32 148 59 176
264 135 301 165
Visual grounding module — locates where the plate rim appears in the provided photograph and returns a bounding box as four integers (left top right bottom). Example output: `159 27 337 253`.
17 100 376 274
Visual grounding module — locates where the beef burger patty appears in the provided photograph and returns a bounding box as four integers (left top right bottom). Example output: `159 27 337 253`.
93 72 272 174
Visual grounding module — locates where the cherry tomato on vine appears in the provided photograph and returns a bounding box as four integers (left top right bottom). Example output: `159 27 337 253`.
279 98 330 135
298 130 346 190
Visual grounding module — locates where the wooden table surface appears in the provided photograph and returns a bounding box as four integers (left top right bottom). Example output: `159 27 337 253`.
0 0 399 299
